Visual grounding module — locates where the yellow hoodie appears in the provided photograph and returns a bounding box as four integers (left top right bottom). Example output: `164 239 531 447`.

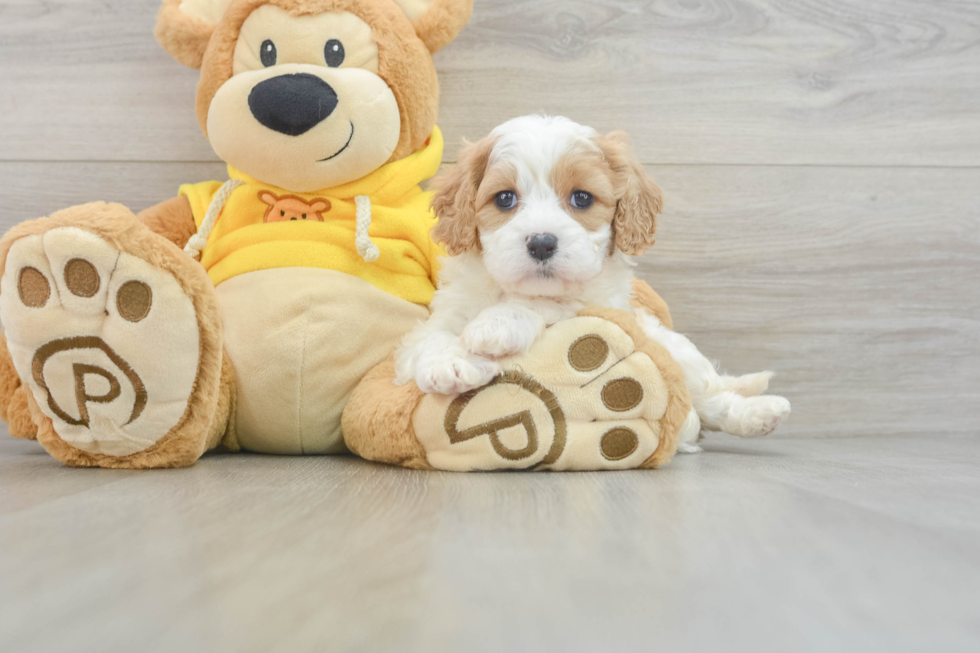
179 127 444 305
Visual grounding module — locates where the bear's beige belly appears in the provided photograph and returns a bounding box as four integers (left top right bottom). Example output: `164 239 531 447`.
215 268 429 454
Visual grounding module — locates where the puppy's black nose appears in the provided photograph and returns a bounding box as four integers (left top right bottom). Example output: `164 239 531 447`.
527 233 559 262
248 73 338 136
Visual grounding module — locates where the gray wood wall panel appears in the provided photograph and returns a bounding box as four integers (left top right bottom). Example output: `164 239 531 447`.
1 0 979 165
641 164 980 438
0 0 977 439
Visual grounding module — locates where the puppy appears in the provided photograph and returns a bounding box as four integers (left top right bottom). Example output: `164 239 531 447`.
395 115 791 450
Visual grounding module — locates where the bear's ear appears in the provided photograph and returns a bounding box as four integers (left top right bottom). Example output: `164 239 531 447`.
155 0 233 68
258 190 278 207
391 0 473 54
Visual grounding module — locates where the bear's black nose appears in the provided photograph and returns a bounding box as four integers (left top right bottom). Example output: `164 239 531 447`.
527 233 559 262
248 73 338 137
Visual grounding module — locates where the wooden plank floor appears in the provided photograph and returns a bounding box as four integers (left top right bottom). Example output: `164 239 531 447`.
2 430 979 652
0 1 979 650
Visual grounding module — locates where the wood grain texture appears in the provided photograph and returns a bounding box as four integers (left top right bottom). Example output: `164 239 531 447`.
1 0 979 164
439 0 980 165
641 163 980 438
3 161 976 438
1 433 979 652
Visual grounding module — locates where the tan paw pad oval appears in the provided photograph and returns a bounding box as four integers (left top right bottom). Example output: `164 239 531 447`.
17 267 50 308
600 427 640 461
568 334 609 372
116 281 153 323
601 378 644 412
64 258 100 298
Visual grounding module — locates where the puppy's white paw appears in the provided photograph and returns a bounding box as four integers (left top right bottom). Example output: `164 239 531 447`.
676 407 703 454
416 355 501 396
462 306 541 358
727 395 791 438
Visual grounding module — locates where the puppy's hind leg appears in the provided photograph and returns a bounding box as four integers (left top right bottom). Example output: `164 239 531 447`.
720 371 774 397
675 408 703 454
696 391 791 439
635 310 790 439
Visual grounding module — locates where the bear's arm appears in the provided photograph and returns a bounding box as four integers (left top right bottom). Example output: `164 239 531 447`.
137 196 198 249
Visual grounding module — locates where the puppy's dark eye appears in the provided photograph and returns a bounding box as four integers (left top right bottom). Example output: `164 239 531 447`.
260 40 277 67
571 190 594 209
495 191 518 211
324 40 345 67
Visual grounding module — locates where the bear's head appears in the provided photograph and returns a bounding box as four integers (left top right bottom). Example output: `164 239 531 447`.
155 0 472 192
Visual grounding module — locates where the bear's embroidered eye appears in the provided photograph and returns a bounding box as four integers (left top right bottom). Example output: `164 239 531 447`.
280 210 285 217
324 40 345 67
260 40 277 67
571 190 594 209
494 191 518 211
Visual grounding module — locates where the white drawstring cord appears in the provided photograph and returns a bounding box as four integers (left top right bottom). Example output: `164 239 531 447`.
183 179 245 259
354 195 380 262
184 181 380 264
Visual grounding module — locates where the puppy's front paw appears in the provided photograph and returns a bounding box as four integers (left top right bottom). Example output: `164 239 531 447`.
416 355 501 396
411 312 693 472
462 306 541 358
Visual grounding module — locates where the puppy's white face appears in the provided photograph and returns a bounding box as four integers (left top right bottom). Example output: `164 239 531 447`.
476 117 619 296
432 115 664 298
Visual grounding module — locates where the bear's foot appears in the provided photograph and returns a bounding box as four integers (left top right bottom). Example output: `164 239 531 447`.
0 203 227 468
345 308 692 472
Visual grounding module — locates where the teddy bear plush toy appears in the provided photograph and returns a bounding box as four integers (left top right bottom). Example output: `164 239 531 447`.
0 0 691 471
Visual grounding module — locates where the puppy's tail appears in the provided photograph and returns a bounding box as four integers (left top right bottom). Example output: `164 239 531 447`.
720 371 774 397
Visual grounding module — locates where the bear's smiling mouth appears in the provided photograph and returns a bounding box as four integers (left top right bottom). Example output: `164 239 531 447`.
317 122 355 162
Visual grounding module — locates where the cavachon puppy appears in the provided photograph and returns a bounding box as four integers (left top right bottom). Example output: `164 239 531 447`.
396 115 791 451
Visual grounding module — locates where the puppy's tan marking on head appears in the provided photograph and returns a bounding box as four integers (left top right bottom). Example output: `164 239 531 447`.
593 131 664 256
473 163 520 233
550 147 618 232
430 135 496 255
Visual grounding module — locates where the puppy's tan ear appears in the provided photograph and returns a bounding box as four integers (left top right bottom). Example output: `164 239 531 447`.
597 131 664 256
431 136 494 256
155 0 232 68
391 0 473 54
